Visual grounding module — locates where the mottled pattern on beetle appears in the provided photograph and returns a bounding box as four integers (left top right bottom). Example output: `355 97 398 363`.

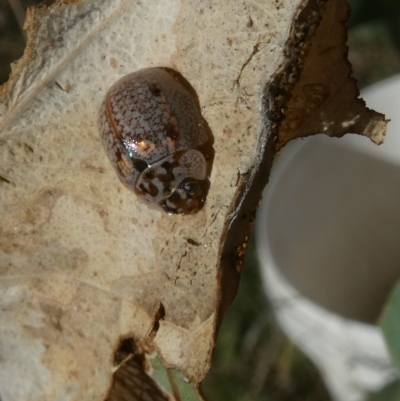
105 69 207 164
99 100 136 186
135 149 206 203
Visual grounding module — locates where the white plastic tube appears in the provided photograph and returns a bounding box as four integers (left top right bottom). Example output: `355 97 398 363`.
255 75 400 401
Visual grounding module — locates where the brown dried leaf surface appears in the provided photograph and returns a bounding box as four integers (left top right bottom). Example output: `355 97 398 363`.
276 0 387 149
0 0 300 399
0 0 387 400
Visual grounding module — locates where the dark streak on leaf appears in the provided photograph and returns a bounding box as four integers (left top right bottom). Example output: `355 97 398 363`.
0 175 11 184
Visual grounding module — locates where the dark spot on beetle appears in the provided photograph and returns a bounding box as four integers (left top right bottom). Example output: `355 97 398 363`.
165 122 178 143
161 161 173 173
162 191 183 214
161 202 175 215
156 171 175 186
144 169 155 180
163 187 172 196
132 159 148 172
187 238 200 246
247 16 253 28
139 183 150 195
138 182 158 197
114 147 123 162
148 182 159 197
149 82 161 96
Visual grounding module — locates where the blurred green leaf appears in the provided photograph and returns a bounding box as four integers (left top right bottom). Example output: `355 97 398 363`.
380 281 400 374
151 356 206 401
367 380 400 401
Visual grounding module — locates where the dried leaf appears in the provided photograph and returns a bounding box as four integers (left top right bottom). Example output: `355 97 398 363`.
276 0 387 149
